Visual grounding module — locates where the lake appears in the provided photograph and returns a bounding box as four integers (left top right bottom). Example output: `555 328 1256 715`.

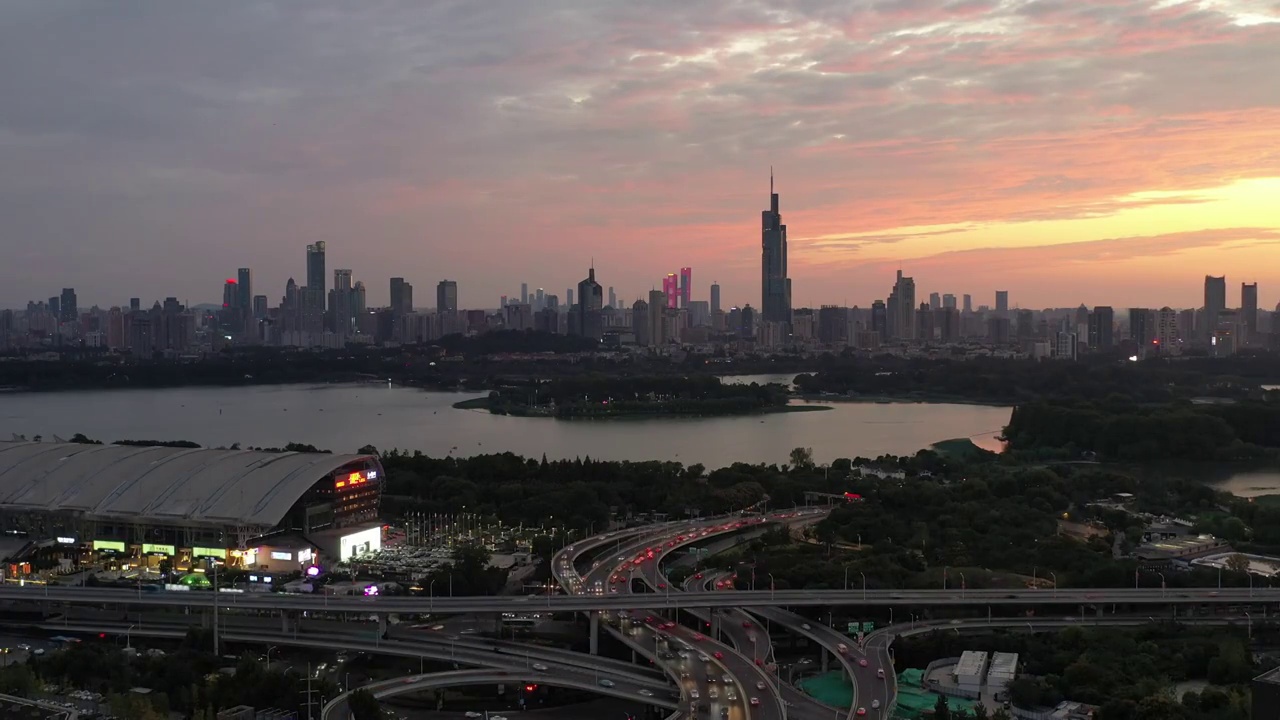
0 378 1012 467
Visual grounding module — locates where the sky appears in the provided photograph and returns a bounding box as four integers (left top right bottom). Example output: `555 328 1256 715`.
2 1 1279 312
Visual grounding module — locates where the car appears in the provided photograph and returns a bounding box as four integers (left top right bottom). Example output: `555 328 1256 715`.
692 633 705 641
721 673 733 683
859 658 869 667
658 583 667 589
876 669 885 679
465 713 482 718
16 644 30 651
698 654 711 662
598 679 615 688
747 633 756 642
726 689 738 701
741 621 752 629
872 700 881 709
690 689 700 700
695 573 703 579
754 658 763 666
856 709 866 716
801 623 811 630
532 663 548 671
713 651 724 660
708 688 719 700
749 697 760 707
639 689 654 697
492 716 508 720
756 681 766 691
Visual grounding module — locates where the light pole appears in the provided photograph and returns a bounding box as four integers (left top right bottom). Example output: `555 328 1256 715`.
861 572 867 601
126 624 135 651
1157 572 1166 598
959 573 966 599
429 579 436 612
1050 572 1057 598
1246 611 1253 639
768 573 776 601
267 645 278 670
844 566 851 590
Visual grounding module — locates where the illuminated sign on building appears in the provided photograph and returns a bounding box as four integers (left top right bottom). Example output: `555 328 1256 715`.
193 547 226 559
336 470 374 489
339 526 382 560
56 537 76 545
92 540 125 553
298 549 314 564
142 543 175 556
270 551 293 561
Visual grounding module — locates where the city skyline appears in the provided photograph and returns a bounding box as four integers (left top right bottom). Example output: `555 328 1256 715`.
2 2 1279 309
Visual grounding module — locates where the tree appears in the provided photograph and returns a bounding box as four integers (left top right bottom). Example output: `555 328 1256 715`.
348 689 381 720
991 710 1013 720
971 703 990 720
789 447 815 470
1224 553 1250 574
934 694 952 720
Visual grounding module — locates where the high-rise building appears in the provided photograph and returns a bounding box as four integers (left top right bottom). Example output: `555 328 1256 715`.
962 294 972 314
390 278 413 318
566 289 574 309
329 269 356 336
607 286 616 309
663 273 679 309
437 280 458 316
817 306 848 345
521 283 529 306
679 267 692 309
58 288 77 324
1155 307 1179 352
1129 308 1155 347
576 266 604 339
647 290 666 346
305 242 327 332
995 291 1009 316
740 305 756 339
236 268 252 310
871 300 887 341
252 295 267 320
890 271 916 340
760 171 791 327
929 292 941 310
710 283 721 315
222 279 238 309
535 288 545 311
1242 282 1259 344
129 298 141 313
1203 275 1226 340
632 299 651 346
1087 306 1114 350
942 294 957 310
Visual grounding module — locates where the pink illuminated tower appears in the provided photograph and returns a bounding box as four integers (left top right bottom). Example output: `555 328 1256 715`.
663 273 678 309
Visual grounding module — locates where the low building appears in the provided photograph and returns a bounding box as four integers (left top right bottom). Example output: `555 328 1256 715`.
953 650 988 694
987 652 1018 694
1136 535 1228 561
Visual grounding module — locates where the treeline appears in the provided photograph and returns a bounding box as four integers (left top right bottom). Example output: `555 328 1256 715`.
793 353 1280 403
895 625 1254 720
1002 399 1280 461
485 375 790 417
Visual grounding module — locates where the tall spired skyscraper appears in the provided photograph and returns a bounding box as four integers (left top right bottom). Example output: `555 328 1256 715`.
761 170 791 325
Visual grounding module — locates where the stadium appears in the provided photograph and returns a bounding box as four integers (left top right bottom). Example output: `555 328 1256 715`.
0 441 385 577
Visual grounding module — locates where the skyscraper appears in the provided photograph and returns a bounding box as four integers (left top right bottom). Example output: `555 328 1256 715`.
390 278 413 318
760 171 791 326
576 266 604 339
929 292 941 310
962 294 972 313
237 268 252 310
679 267 692 309
632 299 650 346
1129 308 1155 347
521 283 529 306
1204 275 1226 340
647 290 666 346
608 287 616 309
891 271 916 340
995 291 1009 315
330 269 355 335
58 288 77 324
663 273 678 309
1242 282 1258 344
710 283 721 315
305 242 327 333
1087 306 1114 350
942 294 956 310
437 280 458 316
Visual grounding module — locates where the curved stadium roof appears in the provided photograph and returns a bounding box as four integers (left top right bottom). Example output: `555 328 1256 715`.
0 441 376 528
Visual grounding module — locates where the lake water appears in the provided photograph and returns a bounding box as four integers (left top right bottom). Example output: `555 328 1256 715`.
0 378 1012 467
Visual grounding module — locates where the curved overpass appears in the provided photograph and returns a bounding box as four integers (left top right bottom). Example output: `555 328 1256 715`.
321 668 677 720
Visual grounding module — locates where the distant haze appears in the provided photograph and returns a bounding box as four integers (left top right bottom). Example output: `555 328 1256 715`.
1 1 1278 310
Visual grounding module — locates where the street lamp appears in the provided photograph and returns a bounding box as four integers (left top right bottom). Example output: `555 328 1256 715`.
1050 572 1057 598
860 572 867 601
959 573 966 599
266 645 278 670
1246 611 1253 639
429 579 436 611
768 573 776 601
943 566 949 590
1157 572 1167 598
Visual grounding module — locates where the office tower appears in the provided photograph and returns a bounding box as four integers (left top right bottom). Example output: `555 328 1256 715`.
1242 282 1259 344
236 268 252 310
566 289 574 308
48 297 60 320
663 273 678 309
818 306 848 345
1015 309 1034 339
521 283 529 305
1203 275 1226 340
916 303 935 341
437 280 458 317
545 294 559 311
710 283 721 315
1129 308 1155 346
535 288 545 311
987 316 1011 343
576 266 604 339
305 242 327 333
995 290 1009 315
679 267 692 309
647 290 666 346
1055 331 1079 361
928 292 941 310
942 294 956 310
936 307 960 342
632 299 651 346
390 278 413 318
740 305 756 338
222 279 238 309
1087 306 1114 350
329 269 355 335
252 295 267 320
889 271 916 340
962 294 972 314
129 298 141 313
871 300 887 341
760 171 792 326
58 288 77 324
608 287 616 309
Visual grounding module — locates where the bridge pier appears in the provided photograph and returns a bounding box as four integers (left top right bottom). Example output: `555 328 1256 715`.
280 610 291 634
201 610 211 629
589 613 600 655
821 649 829 672
378 613 388 638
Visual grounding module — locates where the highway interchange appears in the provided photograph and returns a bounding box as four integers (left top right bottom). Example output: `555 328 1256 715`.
5 510 1276 720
